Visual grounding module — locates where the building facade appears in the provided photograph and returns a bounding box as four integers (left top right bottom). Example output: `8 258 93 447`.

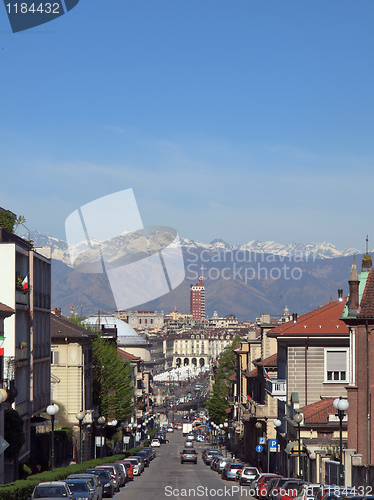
0 228 51 482
190 276 205 323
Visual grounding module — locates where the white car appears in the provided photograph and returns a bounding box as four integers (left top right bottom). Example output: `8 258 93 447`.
151 438 161 447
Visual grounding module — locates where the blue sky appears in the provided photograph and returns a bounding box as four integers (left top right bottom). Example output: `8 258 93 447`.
1 0 374 250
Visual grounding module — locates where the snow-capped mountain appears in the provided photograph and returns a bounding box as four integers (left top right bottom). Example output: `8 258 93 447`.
27 230 361 267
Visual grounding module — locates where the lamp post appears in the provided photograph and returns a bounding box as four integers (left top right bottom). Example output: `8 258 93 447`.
121 422 127 452
98 416 106 458
293 412 303 479
224 422 228 457
273 419 281 474
333 398 349 486
76 411 85 464
255 421 262 471
46 404 59 471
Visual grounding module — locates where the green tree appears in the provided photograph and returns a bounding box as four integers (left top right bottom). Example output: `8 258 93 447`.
68 316 134 421
4 409 25 460
205 335 242 424
92 336 134 421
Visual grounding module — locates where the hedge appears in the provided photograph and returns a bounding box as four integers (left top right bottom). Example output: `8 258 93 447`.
0 445 144 500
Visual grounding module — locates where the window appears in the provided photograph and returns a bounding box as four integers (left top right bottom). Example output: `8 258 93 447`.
51 350 59 365
325 349 348 382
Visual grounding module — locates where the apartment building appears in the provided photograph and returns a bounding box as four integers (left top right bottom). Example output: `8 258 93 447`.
0 227 51 482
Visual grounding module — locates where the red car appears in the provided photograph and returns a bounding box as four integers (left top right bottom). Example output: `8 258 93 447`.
119 461 134 481
257 474 282 497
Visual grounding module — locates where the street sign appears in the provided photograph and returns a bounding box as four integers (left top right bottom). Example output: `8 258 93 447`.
269 439 277 452
256 445 263 453
259 437 265 444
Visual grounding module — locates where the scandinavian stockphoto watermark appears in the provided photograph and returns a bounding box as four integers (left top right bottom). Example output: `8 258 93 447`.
164 486 304 498
185 247 317 283
65 189 185 310
3 0 79 33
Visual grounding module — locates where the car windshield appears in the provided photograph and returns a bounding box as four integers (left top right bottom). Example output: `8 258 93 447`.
182 449 196 453
65 481 89 492
33 486 69 498
244 468 258 475
86 469 108 478
230 464 242 469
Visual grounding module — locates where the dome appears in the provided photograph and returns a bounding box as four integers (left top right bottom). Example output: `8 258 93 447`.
84 313 147 345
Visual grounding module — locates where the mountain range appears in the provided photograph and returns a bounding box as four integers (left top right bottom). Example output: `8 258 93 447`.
27 230 362 321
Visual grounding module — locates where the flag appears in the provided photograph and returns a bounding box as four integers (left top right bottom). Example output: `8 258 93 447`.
0 336 4 356
263 365 271 380
22 275 28 291
242 393 251 401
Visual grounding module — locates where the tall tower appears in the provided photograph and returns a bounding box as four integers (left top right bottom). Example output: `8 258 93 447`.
190 276 205 323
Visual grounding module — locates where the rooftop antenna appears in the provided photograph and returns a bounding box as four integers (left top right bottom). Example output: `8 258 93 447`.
366 235 369 254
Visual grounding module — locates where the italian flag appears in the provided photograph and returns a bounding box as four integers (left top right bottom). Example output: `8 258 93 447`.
263 365 271 380
22 275 29 291
0 336 4 356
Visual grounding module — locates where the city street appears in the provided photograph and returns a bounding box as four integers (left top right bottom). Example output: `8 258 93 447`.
114 430 254 500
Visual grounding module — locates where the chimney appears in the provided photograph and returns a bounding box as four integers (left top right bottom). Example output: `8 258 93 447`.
292 313 298 323
362 254 372 272
348 256 359 316
338 289 343 301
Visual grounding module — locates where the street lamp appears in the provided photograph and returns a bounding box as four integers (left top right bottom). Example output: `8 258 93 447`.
121 422 127 452
273 419 281 474
255 421 262 471
224 422 228 457
76 411 85 464
333 398 349 486
46 404 59 471
293 412 303 479
98 416 106 458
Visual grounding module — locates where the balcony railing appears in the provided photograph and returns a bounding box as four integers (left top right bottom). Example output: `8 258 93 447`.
265 378 287 400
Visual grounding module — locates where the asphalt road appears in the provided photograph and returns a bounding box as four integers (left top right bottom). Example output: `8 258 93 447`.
114 430 255 500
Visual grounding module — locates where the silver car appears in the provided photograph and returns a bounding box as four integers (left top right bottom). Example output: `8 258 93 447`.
31 482 73 500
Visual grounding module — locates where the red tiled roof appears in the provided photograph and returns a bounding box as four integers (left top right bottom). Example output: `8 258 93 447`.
301 398 335 425
0 302 14 315
117 348 142 362
253 353 277 367
268 299 349 337
229 373 236 381
246 367 258 378
358 268 374 318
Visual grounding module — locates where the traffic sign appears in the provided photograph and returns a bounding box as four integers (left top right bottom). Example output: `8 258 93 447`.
269 439 277 452
259 437 265 444
256 445 263 453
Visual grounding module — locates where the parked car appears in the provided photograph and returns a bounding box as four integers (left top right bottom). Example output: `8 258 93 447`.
272 479 305 500
95 465 120 492
295 484 325 500
101 462 125 487
135 450 150 467
118 461 134 480
180 448 198 464
203 449 221 465
222 462 243 481
143 446 156 459
210 455 223 470
217 457 232 474
127 455 144 473
67 474 103 500
85 469 114 498
264 477 290 500
237 466 260 486
64 479 93 500
151 438 161 447
255 474 283 498
123 458 140 476
85 468 114 498
31 482 74 500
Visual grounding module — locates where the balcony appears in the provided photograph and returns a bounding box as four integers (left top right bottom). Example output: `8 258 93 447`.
15 290 28 306
265 378 287 401
15 346 29 362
